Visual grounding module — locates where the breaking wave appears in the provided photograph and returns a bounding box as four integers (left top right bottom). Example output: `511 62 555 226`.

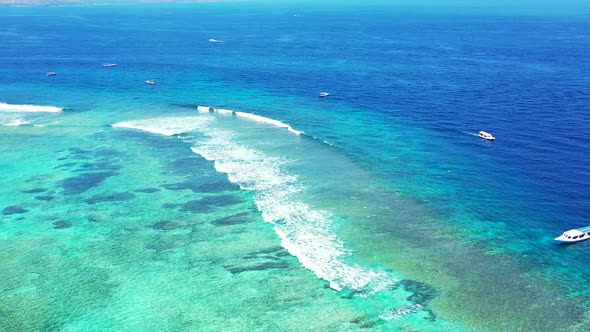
112 116 212 136
189 128 393 293
0 102 63 113
197 105 303 135
114 115 394 295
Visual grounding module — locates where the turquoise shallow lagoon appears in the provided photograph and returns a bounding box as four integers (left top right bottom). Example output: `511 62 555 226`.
0 107 373 331
2 3 590 331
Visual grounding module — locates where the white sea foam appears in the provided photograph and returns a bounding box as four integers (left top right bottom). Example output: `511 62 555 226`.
379 304 424 321
190 128 394 294
197 105 303 135
112 117 212 136
0 102 63 113
197 106 216 113
114 115 393 295
0 119 31 127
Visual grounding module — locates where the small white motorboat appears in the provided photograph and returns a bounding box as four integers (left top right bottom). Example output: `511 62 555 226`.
555 226 590 243
145 80 156 85
102 63 117 67
478 131 495 140
47 72 57 76
319 92 330 98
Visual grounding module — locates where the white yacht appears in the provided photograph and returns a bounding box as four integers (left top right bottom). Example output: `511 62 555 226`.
478 131 495 140
145 80 156 85
102 63 117 67
319 92 330 98
47 72 57 76
555 226 590 243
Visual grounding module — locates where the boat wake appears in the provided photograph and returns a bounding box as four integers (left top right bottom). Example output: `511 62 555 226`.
457 129 480 137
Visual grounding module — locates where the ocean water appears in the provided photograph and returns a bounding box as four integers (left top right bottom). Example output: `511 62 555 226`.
1 3 590 331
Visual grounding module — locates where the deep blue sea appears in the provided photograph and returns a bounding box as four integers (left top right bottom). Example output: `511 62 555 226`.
1 3 590 331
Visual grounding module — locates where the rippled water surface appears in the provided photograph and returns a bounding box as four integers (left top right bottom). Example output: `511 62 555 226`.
1 3 589 331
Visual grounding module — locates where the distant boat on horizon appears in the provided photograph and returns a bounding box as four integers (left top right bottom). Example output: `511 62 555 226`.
145 80 156 85
47 72 57 76
319 92 330 98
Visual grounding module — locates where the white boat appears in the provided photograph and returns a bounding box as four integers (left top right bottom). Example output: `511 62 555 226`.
145 80 156 85
555 226 590 243
319 92 330 98
47 72 57 76
478 131 495 140
102 63 117 67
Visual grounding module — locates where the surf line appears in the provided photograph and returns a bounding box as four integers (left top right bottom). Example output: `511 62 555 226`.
197 106 304 136
0 102 63 113
114 115 396 295
112 116 420 320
